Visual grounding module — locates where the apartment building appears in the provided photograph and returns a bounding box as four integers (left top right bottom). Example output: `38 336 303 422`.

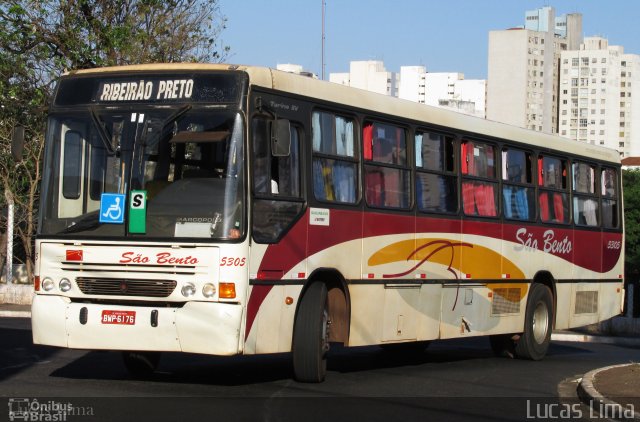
487 6 582 134
329 60 397 96
558 37 640 157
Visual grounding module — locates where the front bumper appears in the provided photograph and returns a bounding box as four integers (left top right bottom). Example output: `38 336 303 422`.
32 294 243 355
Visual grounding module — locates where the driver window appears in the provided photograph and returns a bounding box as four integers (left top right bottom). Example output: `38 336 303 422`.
252 117 301 198
251 115 304 243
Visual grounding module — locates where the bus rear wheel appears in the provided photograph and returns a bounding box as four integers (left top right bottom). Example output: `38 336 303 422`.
292 282 330 383
122 351 161 378
515 283 553 360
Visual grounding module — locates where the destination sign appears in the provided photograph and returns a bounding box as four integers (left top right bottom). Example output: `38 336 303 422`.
99 79 194 102
53 72 246 106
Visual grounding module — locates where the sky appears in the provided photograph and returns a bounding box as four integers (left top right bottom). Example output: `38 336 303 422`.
218 0 640 80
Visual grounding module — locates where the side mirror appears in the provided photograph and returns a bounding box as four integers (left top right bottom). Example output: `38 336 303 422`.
271 119 291 157
11 126 25 162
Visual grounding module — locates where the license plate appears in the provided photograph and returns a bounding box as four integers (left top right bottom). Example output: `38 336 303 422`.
101 310 136 325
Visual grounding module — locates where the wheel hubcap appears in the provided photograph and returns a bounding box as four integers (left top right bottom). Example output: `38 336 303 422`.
321 307 330 353
532 302 549 344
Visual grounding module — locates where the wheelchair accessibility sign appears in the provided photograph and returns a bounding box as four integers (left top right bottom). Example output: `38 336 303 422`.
99 193 126 224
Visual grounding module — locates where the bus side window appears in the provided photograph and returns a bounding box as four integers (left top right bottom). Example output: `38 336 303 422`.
312 111 357 204
538 155 569 224
501 148 535 221
252 115 304 243
363 121 409 209
601 167 619 228
461 140 498 217
572 161 599 226
415 131 457 214
253 117 300 197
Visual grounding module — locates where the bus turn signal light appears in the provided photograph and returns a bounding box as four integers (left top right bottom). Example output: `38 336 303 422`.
219 283 236 299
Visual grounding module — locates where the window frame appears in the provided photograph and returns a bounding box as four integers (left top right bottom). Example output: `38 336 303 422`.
251 115 303 201
460 138 499 218
250 113 306 244
501 147 536 222
311 110 360 205
537 154 570 225
571 160 600 228
362 119 411 210
600 166 620 230
414 129 458 215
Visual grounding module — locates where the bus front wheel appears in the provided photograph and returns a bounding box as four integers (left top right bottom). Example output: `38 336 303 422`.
515 283 553 360
292 282 330 383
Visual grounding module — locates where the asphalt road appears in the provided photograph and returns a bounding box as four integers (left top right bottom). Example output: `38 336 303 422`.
1 317 638 421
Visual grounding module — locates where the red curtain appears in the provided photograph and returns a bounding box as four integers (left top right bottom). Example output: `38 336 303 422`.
538 157 544 186
366 170 384 206
553 193 565 222
462 141 474 175
539 192 550 221
462 182 475 214
475 184 496 217
363 124 373 160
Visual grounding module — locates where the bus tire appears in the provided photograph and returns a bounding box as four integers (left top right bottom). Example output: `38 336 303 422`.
122 351 161 378
292 282 330 383
515 283 553 361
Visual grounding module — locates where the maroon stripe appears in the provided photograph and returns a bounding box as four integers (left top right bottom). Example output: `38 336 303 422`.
244 209 622 340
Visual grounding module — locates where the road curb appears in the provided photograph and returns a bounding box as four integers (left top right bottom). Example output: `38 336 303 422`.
551 332 640 347
578 363 640 420
0 310 31 318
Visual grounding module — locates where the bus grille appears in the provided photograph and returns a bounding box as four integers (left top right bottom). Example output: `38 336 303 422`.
575 291 598 314
76 277 177 298
492 288 521 315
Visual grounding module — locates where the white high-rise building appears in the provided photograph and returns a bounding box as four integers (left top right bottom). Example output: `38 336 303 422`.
398 66 426 103
423 72 464 107
487 6 582 134
558 37 640 157
276 63 318 78
330 61 485 117
453 79 487 118
397 67 486 118
329 60 397 96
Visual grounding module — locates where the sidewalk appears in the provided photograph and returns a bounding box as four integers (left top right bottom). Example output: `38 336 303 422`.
0 303 31 318
579 363 640 420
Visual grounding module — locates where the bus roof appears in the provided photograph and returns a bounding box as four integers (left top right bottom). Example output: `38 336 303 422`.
65 63 621 165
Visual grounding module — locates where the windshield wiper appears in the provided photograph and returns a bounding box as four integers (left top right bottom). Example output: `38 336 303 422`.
90 107 116 155
58 211 101 234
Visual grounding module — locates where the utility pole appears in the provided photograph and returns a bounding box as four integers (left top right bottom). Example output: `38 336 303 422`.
5 190 13 284
322 0 326 80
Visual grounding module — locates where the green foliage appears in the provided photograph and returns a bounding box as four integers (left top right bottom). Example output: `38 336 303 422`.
0 0 230 276
623 170 640 278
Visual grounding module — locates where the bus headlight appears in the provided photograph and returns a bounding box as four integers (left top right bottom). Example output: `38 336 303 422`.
42 277 55 292
181 282 196 297
59 278 72 292
202 283 216 298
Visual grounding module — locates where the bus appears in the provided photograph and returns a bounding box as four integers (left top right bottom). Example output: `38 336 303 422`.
32 64 624 383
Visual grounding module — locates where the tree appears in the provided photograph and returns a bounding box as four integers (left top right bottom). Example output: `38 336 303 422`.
623 169 640 279
0 0 230 280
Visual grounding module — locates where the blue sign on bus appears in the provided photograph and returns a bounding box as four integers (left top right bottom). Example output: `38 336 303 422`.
99 193 125 224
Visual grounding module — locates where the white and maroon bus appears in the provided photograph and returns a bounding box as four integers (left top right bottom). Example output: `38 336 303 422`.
32 64 624 382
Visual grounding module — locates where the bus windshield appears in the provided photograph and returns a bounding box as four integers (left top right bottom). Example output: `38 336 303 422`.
39 108 245 240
